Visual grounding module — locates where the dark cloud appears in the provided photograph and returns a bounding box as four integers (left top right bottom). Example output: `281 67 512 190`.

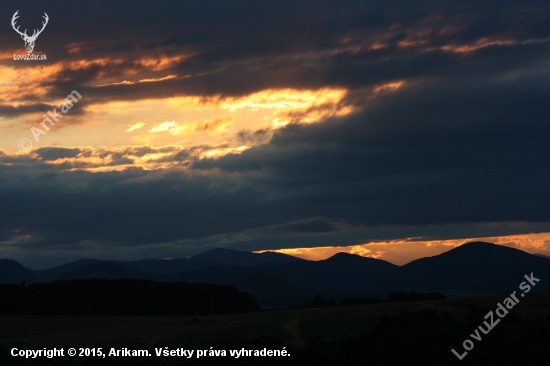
34 147 80 161
1 0 550 267
283 220 340 233
2 71 549 260
3 0 549 102
0 103 53 118
193 71 550 226
236 129 272 145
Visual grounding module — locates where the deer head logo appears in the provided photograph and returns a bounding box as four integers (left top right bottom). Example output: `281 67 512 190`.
11 10 49 54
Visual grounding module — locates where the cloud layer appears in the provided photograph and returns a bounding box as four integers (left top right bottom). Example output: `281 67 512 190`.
1 0 550 267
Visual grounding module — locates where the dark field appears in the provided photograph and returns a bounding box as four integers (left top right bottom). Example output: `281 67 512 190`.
1 293 549 365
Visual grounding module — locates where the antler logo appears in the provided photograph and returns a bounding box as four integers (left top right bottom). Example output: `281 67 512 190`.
11 10 49 54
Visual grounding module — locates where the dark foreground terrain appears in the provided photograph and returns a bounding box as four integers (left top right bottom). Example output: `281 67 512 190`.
0 279 258 316
1 292 549 365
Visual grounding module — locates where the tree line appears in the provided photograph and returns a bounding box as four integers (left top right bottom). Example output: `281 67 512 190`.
0 279 259 316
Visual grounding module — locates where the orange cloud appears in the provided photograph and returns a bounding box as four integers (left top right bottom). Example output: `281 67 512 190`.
125 122 145 132
258 233 550 265
439 37 550 53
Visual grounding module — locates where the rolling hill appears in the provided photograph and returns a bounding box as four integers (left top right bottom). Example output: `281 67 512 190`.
375 242 550 293
1 242 549 307
0 259 43 284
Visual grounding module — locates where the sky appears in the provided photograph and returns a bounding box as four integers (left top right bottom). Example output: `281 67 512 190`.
1 0 550 269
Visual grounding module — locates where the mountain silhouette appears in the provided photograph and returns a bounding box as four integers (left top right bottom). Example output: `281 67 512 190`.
28 248 302 281
35 258 104 281
165 265 314 306
56 261 154 281
260 252 397 293
111 258 217 275
2 241 549 306
190 248 303 266
375 242 550 293
0 259 43 284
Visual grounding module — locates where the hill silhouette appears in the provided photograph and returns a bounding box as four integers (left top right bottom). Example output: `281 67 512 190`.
33 248 302 279
190 248 303 266
167 265 316 307
1 242 549 307
376 241 550 294
111 258 215 274
0 259 43 284
260 252 397 293
35 258 104 281
56 261 155 281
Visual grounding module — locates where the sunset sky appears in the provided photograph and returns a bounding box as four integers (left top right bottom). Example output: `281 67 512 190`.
1 1 550 268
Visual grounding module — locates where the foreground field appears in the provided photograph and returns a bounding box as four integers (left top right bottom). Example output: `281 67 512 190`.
1 293 549 365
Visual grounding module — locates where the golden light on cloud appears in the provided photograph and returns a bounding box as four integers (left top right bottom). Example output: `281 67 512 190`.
37 151 107 167
2 50 361 170
221 88 346 111
374 81 404 93
439 37 549 54
97 74 178 87
148 117 235 137
0 54 191 99
125 122 145 132
139 55 193 72
0 85 369 172
149 121 176 133
25 145 183 172
398 40 428 48
200 145 249 159
258 232 550 265
11 142 254 172
0 65 53 101
65 42 86 54
440 39 516 53
1 43 361 157
369 43 388 50
72 87 354 165
349 246 379 258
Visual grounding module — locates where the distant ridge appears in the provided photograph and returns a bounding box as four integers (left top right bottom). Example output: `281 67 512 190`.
2 241 549 306
56 262 154 281
111 258 215 275
376 241 550 293
324 252 386 263
190 248 303 266
258 252 397 294
35 258 104 281
0 259 43 284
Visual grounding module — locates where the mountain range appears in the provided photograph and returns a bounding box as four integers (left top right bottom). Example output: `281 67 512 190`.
1 242 549 307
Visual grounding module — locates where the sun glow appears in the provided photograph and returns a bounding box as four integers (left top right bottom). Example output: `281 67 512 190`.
257 232 550 265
